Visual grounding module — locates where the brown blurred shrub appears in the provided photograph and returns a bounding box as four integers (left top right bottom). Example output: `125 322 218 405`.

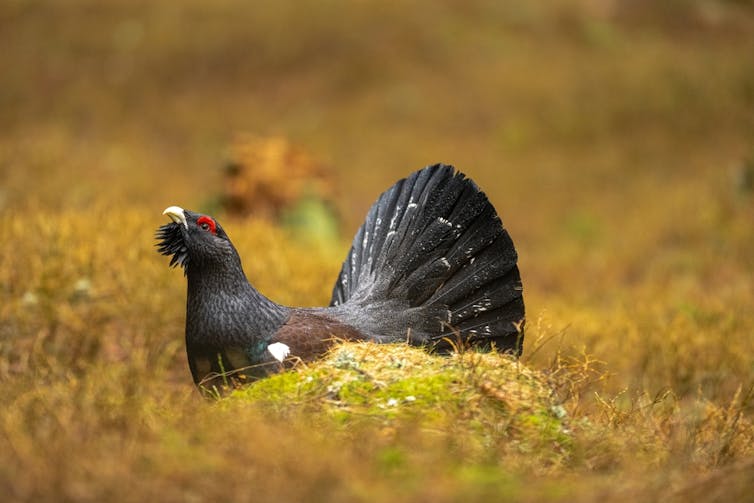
222 135 336 219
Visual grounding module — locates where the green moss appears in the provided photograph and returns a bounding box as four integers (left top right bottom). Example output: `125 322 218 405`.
235 370 324 409
230 342 572 459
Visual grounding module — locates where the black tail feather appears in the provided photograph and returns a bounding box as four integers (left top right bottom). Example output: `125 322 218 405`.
330 164 524 354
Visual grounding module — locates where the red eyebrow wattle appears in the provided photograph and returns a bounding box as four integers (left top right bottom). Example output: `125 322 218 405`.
196 216 217 234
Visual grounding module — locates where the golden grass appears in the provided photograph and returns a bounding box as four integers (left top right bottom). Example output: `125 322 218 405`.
2 0 754 501
1 207 752 501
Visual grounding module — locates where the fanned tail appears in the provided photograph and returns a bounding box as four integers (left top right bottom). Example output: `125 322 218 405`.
330 164 524 354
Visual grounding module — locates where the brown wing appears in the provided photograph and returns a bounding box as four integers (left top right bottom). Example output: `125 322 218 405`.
269 309 368 363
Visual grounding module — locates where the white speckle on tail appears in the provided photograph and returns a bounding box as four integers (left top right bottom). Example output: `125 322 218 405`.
437 217 452 227
472 297 493 314
440 257 451 269
267 342 291 362
391 206 402 228
407 203 418 210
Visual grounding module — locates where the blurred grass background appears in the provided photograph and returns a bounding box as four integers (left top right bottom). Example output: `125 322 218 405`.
2 0 754 501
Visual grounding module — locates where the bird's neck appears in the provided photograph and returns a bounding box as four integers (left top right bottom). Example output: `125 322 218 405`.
185 255 290 349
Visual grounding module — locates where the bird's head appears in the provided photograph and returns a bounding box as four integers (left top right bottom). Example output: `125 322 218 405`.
156 206 236 272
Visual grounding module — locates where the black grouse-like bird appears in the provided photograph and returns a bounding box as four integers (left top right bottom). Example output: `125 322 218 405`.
157 164 524 390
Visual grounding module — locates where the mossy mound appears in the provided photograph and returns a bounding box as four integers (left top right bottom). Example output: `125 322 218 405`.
232 342 570 462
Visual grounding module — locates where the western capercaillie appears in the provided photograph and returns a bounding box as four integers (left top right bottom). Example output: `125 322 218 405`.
157 164 524 391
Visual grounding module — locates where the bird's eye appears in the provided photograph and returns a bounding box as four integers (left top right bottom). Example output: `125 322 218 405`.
196 216 217 235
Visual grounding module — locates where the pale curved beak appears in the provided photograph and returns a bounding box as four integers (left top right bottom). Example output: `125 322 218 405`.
163 206 188 229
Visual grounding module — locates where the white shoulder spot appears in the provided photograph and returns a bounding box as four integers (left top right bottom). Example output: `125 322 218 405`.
267 342 291 362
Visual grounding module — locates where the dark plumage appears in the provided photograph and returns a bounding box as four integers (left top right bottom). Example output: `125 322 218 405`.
157 164 524 391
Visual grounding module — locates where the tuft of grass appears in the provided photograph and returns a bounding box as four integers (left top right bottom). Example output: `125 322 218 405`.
233 342 571 465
